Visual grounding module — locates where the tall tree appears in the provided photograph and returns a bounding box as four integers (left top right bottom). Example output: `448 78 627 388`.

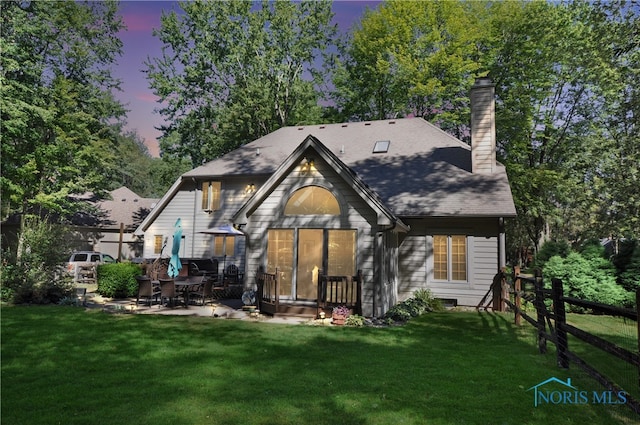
331 0 489 140
572 1 640 239
146 0 338 167
0 0 126 219
489 1 639 249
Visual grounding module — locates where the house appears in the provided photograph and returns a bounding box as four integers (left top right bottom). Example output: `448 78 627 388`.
69 186 158 260
135 78 516 316
1 187 158 261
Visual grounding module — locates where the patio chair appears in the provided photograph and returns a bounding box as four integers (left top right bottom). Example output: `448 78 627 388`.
191 277 216 306
223 264 243 286
159 278 178 307
136 275 160 307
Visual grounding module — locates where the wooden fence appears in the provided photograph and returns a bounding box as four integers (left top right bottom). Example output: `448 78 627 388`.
502 267 640 415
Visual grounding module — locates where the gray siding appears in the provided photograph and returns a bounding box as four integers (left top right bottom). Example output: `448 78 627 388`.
141 178 265 274
398 218 501 306
242 152 381 316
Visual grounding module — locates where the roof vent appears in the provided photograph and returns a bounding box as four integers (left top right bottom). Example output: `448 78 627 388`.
373 140 390 153
256 148 260 156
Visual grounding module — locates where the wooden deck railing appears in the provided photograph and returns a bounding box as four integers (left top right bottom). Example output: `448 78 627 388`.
318 270 363 316
255 269 363 317
256 268 279 315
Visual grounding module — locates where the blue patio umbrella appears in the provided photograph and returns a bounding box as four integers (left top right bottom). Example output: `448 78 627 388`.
168 218 183 278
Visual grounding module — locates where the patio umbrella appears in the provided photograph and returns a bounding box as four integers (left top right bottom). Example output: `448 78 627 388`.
168 218 183 278
199 224 244 236
199 224 244 272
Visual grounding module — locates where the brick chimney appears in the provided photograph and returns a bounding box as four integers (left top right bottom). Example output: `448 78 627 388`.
470 78 496 174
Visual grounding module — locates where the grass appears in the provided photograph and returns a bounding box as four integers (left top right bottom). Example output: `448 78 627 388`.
1 306 638 425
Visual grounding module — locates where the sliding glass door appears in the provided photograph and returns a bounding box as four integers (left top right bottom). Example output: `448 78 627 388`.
267 228 356 301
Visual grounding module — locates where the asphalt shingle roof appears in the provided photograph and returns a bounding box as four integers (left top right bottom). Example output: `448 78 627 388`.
183 118 516 218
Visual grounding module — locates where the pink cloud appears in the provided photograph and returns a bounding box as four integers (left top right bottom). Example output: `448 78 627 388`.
136 92 160 103
121 13 159 32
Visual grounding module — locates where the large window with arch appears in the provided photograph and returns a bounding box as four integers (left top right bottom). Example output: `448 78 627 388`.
284 186 340 215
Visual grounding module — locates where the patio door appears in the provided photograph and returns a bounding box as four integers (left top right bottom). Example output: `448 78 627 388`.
267 229 356 301
296 229 323 300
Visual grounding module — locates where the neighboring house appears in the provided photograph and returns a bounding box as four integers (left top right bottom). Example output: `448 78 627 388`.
1 187 157 261
69 187 158 260
135 79 516 316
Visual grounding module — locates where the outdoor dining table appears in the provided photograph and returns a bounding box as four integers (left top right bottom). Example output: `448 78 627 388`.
174 279 204 307
152 278 203 307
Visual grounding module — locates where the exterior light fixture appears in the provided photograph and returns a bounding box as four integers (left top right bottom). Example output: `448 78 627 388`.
245 184 256 194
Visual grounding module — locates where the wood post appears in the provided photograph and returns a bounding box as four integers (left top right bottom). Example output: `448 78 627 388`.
514 266 521 326
534 269 547 354
492 270 503 312
117 222 124 262
552 277 570 369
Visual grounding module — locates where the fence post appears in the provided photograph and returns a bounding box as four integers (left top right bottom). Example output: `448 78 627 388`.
514 266 521 326
533 269 547 354
552 278 570 369
492 269 505 312
637 289 639 389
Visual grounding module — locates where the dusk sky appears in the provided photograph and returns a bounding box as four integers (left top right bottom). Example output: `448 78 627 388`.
114 1 382 157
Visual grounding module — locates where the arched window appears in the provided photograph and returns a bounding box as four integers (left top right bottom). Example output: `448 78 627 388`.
284 186 340 215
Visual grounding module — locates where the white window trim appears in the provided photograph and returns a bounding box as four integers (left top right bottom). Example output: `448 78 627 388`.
427 235 470 285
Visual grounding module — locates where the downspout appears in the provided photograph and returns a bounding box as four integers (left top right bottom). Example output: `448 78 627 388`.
499 217 506 270
191 177 198 258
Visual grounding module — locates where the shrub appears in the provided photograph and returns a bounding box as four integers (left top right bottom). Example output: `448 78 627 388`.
384 304 413 322
543 252 633 310
614 240 640 292
1 216 74 304
344 314 365 327
97 263 143 298
413 288 444 312
384 289 441 322
533 239 570 270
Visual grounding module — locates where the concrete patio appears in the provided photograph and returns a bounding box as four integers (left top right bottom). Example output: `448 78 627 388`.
79 286 327 325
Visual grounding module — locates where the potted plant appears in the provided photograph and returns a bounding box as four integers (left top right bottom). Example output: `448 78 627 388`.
332 305 350 325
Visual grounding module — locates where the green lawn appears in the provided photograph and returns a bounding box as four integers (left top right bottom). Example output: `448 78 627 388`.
1 306 637 425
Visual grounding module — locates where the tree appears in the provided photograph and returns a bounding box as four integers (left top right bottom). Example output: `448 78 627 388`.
573 1 640 239
487 1 638 249
145 0 338 167
331 0 490 140
0 0 126 220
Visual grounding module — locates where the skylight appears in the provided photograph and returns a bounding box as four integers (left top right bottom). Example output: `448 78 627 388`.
373 140 390 153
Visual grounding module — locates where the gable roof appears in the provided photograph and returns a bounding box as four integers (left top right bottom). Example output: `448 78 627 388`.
96 187 158 231
232 135 410 232
184 118 516 218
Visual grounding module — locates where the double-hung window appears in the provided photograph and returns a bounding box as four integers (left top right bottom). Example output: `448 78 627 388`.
433 235 467 281
202 181 221 212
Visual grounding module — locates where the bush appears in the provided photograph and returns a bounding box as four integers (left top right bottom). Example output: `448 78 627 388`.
533 240 571 270
614 240 640 292
384 288 442 322
543 252 633 310
1 216 74 304
97 263 143 298
344 314 365 327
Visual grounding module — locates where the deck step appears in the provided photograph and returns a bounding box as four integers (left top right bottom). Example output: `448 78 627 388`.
275 304 317 317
